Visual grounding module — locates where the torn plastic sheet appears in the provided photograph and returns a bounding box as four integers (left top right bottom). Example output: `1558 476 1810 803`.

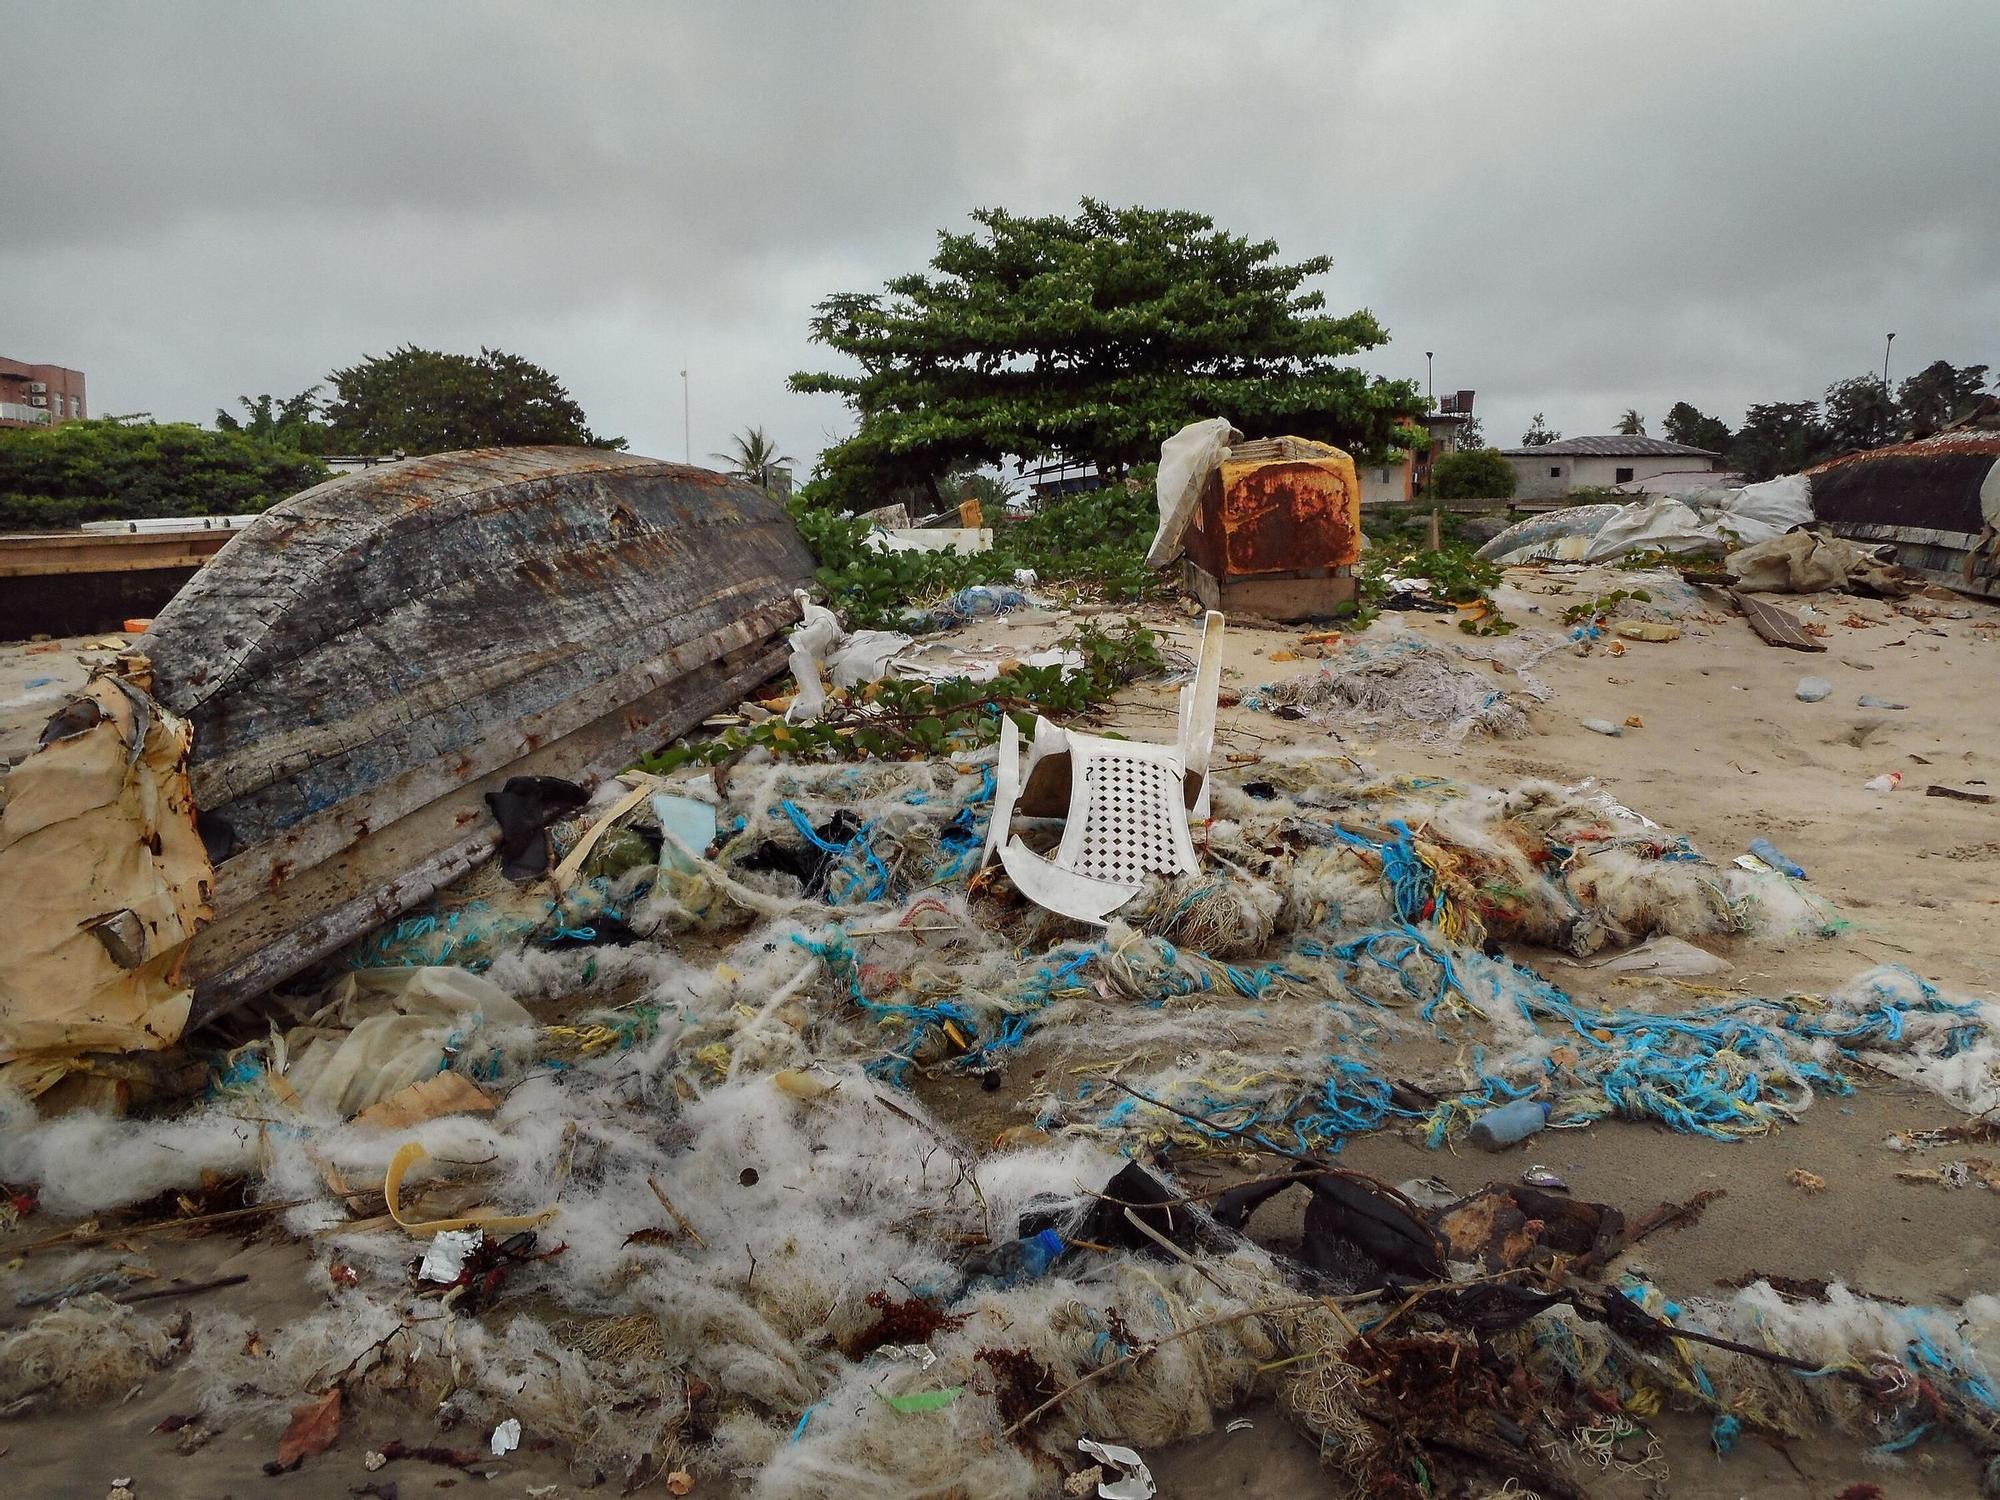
0 666 213 1098
1078 1437 1156 1499
1147 416 1240 567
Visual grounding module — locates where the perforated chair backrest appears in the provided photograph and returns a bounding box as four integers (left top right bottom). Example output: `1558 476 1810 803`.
1056 738 1199 885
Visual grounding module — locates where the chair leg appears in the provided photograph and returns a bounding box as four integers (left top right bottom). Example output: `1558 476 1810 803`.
1181 609 1225 819
980 712 1023 870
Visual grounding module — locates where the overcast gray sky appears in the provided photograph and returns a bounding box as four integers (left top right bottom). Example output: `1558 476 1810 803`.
6 1 1995 470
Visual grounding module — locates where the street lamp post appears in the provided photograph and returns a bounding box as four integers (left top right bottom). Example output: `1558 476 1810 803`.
1882 333 1895 389
1425 351 1434 406
679 369 690 465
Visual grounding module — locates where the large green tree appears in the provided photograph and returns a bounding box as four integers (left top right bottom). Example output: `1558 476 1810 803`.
1897 359 1990 436
1733 401 1828 482
1661 401 1731 456
0 419 327 528
1822 375 1898 455
791 200 1421 505
322 345 622 456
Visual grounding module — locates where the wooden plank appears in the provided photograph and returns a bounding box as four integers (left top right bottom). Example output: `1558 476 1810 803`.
1730 588 1827 652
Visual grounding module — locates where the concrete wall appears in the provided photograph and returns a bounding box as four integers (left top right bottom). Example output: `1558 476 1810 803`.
1506 452 1719 500
1357 455 1413 507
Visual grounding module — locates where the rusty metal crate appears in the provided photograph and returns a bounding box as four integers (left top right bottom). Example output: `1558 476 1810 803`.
1182 435 1360 620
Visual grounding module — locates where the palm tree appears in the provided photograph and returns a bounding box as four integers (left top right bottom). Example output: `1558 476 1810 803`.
1614 409 1647 436
713 426 794 491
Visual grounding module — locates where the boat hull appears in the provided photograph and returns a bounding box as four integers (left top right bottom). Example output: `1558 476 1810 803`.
142 448 815 1023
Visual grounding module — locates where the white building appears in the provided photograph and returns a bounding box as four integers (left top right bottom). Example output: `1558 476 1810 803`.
1498 436 1724 500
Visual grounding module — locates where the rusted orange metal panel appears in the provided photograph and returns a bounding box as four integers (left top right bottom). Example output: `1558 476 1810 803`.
1185 436 1361 579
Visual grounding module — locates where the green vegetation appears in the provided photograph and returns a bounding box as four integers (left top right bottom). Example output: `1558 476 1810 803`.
323 345 622 455
0 419 327 528
714 426 794 492
792 199 1423 508
215 389 329 453
792 471 1164 629
1430 447 1517 500
639 617 1165 770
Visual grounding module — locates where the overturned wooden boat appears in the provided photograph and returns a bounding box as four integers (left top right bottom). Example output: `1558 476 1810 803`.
137 447 814 1025
1808 403 2000 599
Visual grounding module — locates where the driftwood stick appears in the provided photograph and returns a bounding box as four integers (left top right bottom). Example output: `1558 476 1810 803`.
646 1176 708 1250
22 1198 307 1252
113 1273 250 1305
1000 1299 1315 1437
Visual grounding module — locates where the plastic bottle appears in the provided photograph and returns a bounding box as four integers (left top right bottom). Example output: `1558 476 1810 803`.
1748 837 1807 879
1863 772 1902 793
961 1228 1065 1289
1468 1098 1551 1151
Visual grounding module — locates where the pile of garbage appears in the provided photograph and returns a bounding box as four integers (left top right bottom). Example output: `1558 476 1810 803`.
8 735 1999 1492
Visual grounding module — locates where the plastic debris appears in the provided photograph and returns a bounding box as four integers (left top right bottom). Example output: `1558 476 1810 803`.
1581 717 1624 736
1077 1438 1156 1500
364 1451 387 1471
1795 676 1832 702
880 1385 965 1413
1468 1098 1551 1150
1226 1417 1255 1433
1521 1165 1569 1190
1857 694 1908 710
1787 1167 1827 1194
490 1416 521 1456
418 1228 484 1284
1747 837 1807 878
1612 620 1681 642
665 1472 695 1496
1863 773 1902 793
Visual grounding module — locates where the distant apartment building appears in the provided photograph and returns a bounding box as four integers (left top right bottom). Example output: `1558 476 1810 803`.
0 358 88 429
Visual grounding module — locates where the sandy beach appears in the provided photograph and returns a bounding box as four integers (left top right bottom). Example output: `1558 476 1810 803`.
2 567 1996 1499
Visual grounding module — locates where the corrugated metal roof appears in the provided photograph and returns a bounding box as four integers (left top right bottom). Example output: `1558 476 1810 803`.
1497 436 1722 459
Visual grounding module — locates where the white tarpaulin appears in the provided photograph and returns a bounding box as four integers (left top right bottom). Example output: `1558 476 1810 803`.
1479 474 1814 565
1146 417 1240 568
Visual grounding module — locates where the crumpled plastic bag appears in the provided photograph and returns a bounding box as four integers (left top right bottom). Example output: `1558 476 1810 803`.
282 967 531 1117
1726 527 1907 595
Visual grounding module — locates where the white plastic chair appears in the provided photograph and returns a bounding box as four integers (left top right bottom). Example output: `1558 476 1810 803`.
981 611 1225 924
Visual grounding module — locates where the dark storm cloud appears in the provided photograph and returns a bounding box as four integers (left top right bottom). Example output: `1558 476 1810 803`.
3 1 1993 465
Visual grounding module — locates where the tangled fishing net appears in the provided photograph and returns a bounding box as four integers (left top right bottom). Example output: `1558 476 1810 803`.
1243 638 1534 742
3 741 1993 1494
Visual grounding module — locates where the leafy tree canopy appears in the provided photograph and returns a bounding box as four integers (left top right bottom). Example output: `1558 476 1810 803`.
791 200 1422 505
1519 413 1560 446
1614 409 1646 436
1897 359 1990 436
0 419 327 529
1661 401 1732 455
216 387 328 453
1822 375 1897 457
1431 447 1517 501
1733 401 1826 483
322 345 622 456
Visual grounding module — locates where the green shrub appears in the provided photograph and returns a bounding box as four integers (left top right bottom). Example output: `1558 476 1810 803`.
0 420 327 529
1431 447 1517 501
